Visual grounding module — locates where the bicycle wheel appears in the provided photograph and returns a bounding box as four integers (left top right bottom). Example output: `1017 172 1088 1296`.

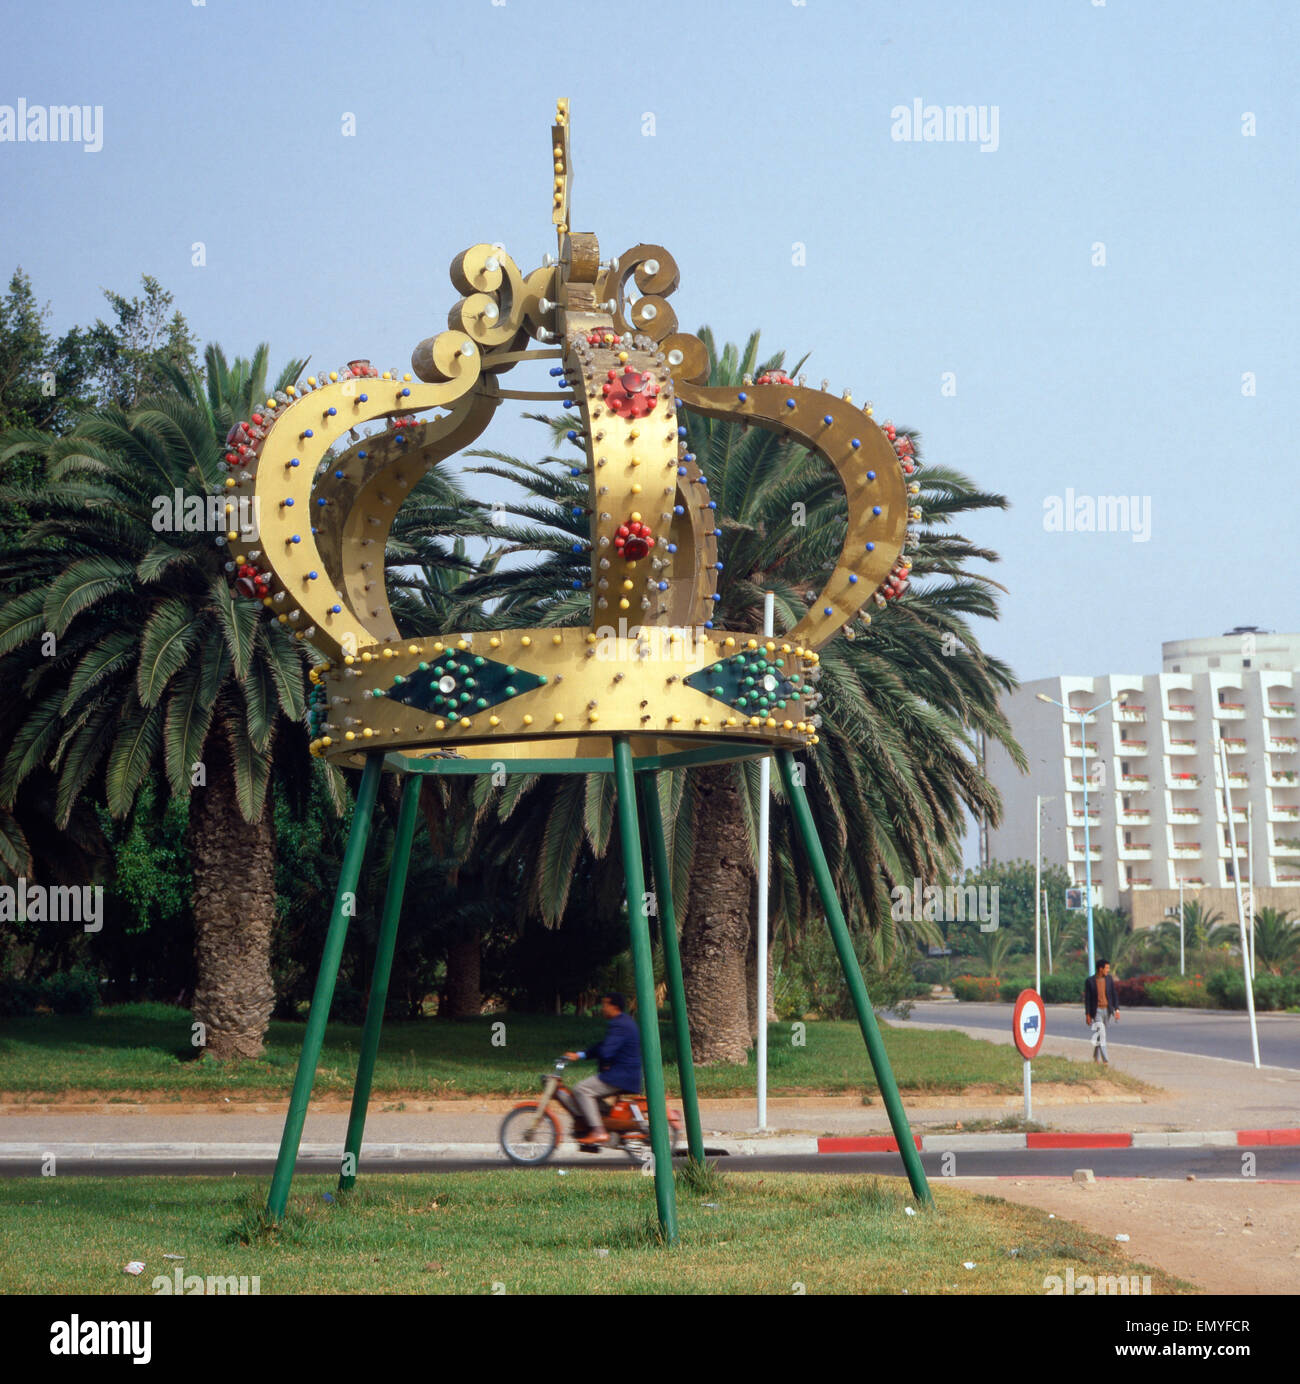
499 1103 561 1165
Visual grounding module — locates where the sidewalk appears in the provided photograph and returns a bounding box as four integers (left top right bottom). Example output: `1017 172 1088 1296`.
2 1019 1297 1162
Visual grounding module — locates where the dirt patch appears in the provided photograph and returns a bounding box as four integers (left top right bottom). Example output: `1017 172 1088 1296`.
0 1081 1144 1116
972 1177 1300 1294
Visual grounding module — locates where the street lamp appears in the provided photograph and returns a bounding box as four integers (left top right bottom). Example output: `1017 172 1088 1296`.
1038 692 1116 972
1034 793 1055 993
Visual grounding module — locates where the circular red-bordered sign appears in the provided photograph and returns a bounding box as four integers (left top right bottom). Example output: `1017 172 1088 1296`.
1012 988 1046 1060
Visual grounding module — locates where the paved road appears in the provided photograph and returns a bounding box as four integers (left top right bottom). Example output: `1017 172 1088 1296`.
899 1002 1300 1069
4 1147 1297 1180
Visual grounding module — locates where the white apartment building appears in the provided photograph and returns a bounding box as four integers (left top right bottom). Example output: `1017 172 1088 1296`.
984 630 1300 926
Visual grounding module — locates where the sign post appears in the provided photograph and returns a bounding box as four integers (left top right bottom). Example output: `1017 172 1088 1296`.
1012 988 1046 1123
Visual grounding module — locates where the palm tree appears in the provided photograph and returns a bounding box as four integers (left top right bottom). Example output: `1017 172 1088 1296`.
0 347 334 1058
972 928 1013 980
452 332 1023 1061
1085 908 1137 972
1250 907 1299 976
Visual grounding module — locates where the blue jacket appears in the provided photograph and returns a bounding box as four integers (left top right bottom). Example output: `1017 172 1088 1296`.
580 1012 642 1093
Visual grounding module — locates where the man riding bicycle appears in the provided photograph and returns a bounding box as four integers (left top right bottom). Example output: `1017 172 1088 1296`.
563 992 642 1146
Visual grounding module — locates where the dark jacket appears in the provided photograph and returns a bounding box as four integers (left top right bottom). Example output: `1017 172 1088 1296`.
1084 973 1119 1020
580 1012 642 1093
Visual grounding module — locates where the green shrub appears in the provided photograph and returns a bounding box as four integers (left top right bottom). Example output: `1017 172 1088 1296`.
1039 971 1088 1005
952 975 1000 1002
1144 976 1210 1007
39 967 100 1016
0 977 42 1017
1206 970 1300 1011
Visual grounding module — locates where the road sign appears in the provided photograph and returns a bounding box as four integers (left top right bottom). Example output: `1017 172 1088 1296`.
1012 988 1046 1061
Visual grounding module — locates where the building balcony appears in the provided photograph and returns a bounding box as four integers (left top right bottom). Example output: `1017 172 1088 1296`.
1067 810 1101 827
1275 870 1300 883
1170 807 1202 823
1118 809 1151 825
1215 806 1247 823
1221 737 1247 755
1118 739 1148 755
1168 774 1200 790
1273 805 1300 822
1119 775 1151 790
1165 703 1196 720
1170 843 1202 858
1177 875 1206 885
1128 877 1153 890
1068 845 1104 863
1166 737 1197 755
1266 769 1299 788
1267 736 1299 754
1115 706 1146 723
1216 702 1246 720
1067 741 1099 757
1118 843 1152 860
1273 836 1300 858
1066 706 1098 723
1267 701 1296 718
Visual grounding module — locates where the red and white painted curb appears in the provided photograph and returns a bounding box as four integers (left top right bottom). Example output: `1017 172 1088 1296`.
2 1128 1298 1162
814 1127 1300 1155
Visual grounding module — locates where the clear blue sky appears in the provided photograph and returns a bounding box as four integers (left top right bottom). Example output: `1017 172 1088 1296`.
3 0 1296 751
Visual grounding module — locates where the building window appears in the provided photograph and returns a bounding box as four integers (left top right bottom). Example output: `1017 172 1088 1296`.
1244 659 1251 668
1172 664 1180 671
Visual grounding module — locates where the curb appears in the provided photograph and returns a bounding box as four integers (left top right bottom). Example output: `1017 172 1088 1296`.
815 1127 1300 1154
2 1127 1297 1163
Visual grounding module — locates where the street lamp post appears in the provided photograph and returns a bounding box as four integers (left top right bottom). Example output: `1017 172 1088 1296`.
1038 692 1115 973
1034 793 1055 994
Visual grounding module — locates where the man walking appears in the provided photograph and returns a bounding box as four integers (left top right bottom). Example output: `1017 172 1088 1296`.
1084 958 1120 1064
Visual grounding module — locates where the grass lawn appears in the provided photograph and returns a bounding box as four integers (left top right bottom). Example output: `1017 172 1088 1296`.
0 1169 1187 1294
0 1004 1140 1101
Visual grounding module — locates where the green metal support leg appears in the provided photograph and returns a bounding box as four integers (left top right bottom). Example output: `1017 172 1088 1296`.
612 738 679 1244
267 753 384 1219
637 771 705 1166
339 772 422 1192
776 751 933 1206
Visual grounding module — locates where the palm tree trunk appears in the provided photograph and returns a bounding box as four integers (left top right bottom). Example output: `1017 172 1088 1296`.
442 929 482 1018
681 765 752 1064
189 740 276 1060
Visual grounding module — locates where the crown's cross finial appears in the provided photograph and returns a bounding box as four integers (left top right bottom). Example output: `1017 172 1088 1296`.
551 98 570 247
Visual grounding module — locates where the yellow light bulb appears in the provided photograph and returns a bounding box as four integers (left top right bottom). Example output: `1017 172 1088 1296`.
345 731 356 741
554 712 564 723
523 714 533 726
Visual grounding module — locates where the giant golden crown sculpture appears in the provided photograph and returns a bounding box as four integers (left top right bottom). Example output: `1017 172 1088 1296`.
217 99 919 773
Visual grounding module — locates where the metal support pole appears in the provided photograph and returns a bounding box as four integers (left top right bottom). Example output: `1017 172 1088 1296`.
268 753 383 1218
1034 795 1043 995
1217 728 1260 1067
757 590 774 1130
612 738 679 1244
1178 875 1185 977
1079 712 1096 974
637 771 705 1166
776 751 932 1205
339 772 422 1191
1023 1059 1032 1123
1044 889 1053 975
